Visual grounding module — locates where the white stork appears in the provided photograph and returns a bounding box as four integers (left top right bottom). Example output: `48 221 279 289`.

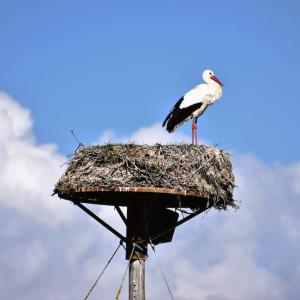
162 69 224 145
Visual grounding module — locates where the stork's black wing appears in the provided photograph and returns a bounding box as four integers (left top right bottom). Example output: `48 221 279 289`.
162 96 184 128
162 97 202 132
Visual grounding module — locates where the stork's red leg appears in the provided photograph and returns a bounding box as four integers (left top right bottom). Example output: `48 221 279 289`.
192 119 196 145
192 120 194 145
195 118 198 145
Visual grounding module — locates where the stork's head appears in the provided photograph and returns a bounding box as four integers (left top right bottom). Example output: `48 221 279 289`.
203 69 224 87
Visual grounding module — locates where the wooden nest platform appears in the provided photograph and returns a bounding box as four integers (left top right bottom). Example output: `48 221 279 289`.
54 144 236 210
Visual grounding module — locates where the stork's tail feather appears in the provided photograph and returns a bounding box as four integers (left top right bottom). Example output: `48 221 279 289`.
162 113 181 132
165 118 176 132
162 112 172 129
162 96 184 130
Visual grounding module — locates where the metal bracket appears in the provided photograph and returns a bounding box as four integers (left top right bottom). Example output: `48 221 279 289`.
115 206 127 225
74 200 212 249
74 201 127 243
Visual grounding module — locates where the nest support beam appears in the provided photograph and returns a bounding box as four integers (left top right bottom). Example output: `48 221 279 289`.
73 199 213 251
126 201 152 260
115 206 127 225
73 202 127 243
73 198 213 300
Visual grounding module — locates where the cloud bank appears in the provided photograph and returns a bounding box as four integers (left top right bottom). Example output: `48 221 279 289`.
0 92 71 225
98 123 191 145
0 92 299 299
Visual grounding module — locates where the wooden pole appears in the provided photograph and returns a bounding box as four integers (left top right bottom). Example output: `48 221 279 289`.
126 201 151 300
129 259 145 300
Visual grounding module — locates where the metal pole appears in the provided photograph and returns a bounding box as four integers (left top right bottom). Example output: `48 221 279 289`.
129 259 145 300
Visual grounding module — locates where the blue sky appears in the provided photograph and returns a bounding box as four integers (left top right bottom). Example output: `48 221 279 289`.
1 1 300 299
1 0 299 162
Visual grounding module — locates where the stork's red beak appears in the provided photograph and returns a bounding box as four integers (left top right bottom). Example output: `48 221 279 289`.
211 75 224 87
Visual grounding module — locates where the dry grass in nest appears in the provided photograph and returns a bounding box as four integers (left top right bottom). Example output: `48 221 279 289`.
54 143 237 210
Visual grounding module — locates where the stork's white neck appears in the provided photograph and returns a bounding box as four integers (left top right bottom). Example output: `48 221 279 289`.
206 78 220 87
207 80 223 98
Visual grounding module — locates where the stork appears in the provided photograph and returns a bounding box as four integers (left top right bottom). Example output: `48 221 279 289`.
162 69 224 145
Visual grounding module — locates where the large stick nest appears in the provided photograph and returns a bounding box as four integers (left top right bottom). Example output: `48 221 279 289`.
54 144 236 210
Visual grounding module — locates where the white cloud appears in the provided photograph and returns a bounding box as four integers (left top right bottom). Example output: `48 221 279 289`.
23 241 48 278
98 122 192 144
164 154 300 300
172 250 287 300
0 92 32 140
0 92 71 225
0 98 300 299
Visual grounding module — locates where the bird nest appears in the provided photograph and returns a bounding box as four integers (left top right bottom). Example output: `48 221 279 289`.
54 144 237 210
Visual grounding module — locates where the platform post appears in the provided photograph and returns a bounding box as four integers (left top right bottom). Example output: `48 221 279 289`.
129 259 145 300
126 201 151 300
